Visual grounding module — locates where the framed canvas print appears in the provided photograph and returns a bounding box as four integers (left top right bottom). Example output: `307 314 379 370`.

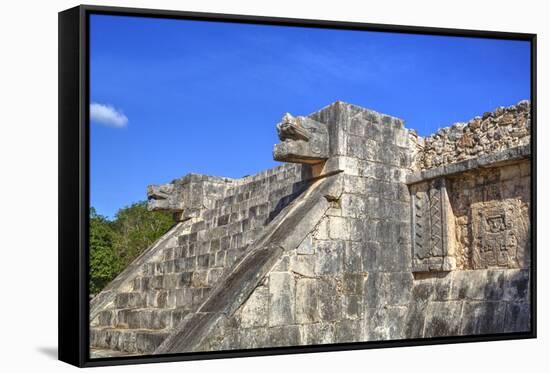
58 4 536 367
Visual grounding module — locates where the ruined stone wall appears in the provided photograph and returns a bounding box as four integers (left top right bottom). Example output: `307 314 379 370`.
91 101 531 357
90 163 316 355
197 103 416 349
414 101 530 170
449 161 531 270
405 159 531 339
143 164 313 304
197 101 531 351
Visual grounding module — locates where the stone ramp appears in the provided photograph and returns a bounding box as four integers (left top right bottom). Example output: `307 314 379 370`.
89 163 317 356
155 171 343 354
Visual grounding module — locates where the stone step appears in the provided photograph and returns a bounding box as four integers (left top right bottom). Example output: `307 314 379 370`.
118 308 189 330
113 287 212 311
133 268 225 292
162 244 232 263
95 308 189 330
173 201 273 244
161 244 226 261
142 256 201 276
132 273 193 291
157 211 271 262
90 347 138 358
114 290 171 309
114 292 147 309
143 255 219 277
90 327 169 354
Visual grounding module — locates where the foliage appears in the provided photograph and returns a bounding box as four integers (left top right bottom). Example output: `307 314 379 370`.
89 203 173 296
89 208 120 295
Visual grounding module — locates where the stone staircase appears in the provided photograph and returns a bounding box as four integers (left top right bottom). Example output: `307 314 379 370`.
89 163 312 357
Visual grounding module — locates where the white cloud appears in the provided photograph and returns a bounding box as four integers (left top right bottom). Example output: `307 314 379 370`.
90 102 128 128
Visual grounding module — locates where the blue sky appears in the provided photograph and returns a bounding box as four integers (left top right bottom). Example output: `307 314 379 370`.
90 14 530 218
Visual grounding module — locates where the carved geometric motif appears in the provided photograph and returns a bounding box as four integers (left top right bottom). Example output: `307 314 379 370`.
471 200 522 269
410 178 449 272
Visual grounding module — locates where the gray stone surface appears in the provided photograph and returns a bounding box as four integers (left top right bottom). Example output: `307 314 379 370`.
273 113 329 164
90 100 531 357
413 100 530 170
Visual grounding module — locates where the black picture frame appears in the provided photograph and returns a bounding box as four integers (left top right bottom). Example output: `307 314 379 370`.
58 4 537 368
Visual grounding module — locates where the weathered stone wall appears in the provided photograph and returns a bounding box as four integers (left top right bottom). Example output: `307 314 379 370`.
405 268 530 338
195 101 531 351
90 100 531 357
414 101 530 170
90 163 316 355
196 103 416 348
448 160 531 270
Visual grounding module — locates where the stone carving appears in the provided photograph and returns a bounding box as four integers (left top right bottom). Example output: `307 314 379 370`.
148 174 231 221
147 183 180 211
410 178 454 272
273 113 329 164
90 101 531 358
471 200 524 269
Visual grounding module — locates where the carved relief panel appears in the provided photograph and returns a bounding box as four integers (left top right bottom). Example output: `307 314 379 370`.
410 178 456 272
471 200 526 269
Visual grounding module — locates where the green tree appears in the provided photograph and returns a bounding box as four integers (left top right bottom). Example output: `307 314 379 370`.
89 208 120 295
89 202 174 295
112 202 174 268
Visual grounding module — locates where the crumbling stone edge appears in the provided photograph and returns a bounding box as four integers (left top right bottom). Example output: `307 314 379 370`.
407 144 531 185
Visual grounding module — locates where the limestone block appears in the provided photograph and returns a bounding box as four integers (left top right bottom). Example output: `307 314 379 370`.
342 294 363 320
361 241 382 272
344 242 363 273
237 327 269 349
115 292 146 309
404 300 430 338
315 241 344 275
460 301 506 334
364 306 408 341
296 279 320 323
317 278 342 321
296 235 314 255
449 270 488 300
364 272 411 307
239 285 269 328
301 323 334 345
343 174 366 194
334 319 363 343
272 255 290 272
502 269 529 302
207 268 224 286
342 273 366 295
268 272 296 326
264 325 302 347
328 216 350 240
379 242 412 272
341 194 366 218
289 254 315 277
484 270 505 300
431 272 453 301
423 301 464 337
385 272 414 306
349 219 364 242
503 302 530 332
